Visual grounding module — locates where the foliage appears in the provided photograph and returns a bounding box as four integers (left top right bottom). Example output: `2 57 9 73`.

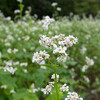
0 11 100 100
0 0 100 18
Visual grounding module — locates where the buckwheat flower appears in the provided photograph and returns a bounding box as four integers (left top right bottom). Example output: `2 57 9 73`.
93 56 97 59
53 46 67 54
40 66 47 69
4 60 13 66
39 35 53 48
65 92 83 100
60 84 69 92
6 17 11 21
57 54 68 62
51 2 58 7
80 45 87 54
41 84 54 95
51 74 59 82
1 85 7 89
5 42 11 46
14 9 20 14
85 34 91 40
10 89 15 93
82 65 89 72
23 48 26 52
7 48 12 53
4 66 17 75
65 35 78 47
13 61 20 66
13 48 18 53
83 76 90 83
28 83 40 93
23 69 28 73
40 16 55 30
20 62 28 67
40 60 47 69
57 7 61 11
32 52 42 63
39 50 50 59
85 56 94 66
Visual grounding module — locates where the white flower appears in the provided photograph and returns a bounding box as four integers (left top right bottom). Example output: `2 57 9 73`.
32 51 50 66
32 52 42 63
3 66 17 75
39 35 54 48
13 48 18 53
57 54 68 62
28 83 40 93
14 10 20 14
5 42 11 46
39 50 50 59
57 7 61 11
60 84 69 92
83 76 90 83
20 62 28 67
51 74 59 82
23 69 28 73
41 84 54 95
7 48 12 53
82 65 89 72
39 16 55 30
10 89 15 93
1 85 7 89
53 46 67 54
51 2 58 7
65 92 83 100
80 45 87 54
85 56 94 66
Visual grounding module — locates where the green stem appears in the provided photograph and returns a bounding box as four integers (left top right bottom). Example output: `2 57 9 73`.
54 68 59 100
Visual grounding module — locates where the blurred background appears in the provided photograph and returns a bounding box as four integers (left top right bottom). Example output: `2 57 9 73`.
0 0 100 18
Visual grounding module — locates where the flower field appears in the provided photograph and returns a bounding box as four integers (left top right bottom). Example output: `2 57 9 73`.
0 7 100 100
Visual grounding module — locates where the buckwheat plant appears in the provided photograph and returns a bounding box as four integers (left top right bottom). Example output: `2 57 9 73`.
32 33 83 100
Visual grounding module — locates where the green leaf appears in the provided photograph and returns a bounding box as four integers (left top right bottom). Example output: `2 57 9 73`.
13 88 38 100
46 90 63 100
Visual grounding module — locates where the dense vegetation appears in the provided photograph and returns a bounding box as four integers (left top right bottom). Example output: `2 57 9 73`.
0 0 100 18
0 7 100 99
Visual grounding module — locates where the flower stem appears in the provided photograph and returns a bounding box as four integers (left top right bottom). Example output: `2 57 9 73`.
54 68 59 100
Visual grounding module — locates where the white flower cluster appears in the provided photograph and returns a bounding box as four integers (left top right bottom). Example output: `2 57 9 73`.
80 45 87 54
3 66 17 74
85 56 94 66
60 84 69 92
7 48 18 54
83 76 90 83
51 2 58 7
41 83 54 95
82 56 94 72
51 2 61 11
38 16 55 30
32 50 50 69
1 85 7 89
57 7 61 11
41 74 56 95
10 89 15 94
14 10 20 14
51 73 59 82
28 83 40 93
39 34 77 62
65 92 83 100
